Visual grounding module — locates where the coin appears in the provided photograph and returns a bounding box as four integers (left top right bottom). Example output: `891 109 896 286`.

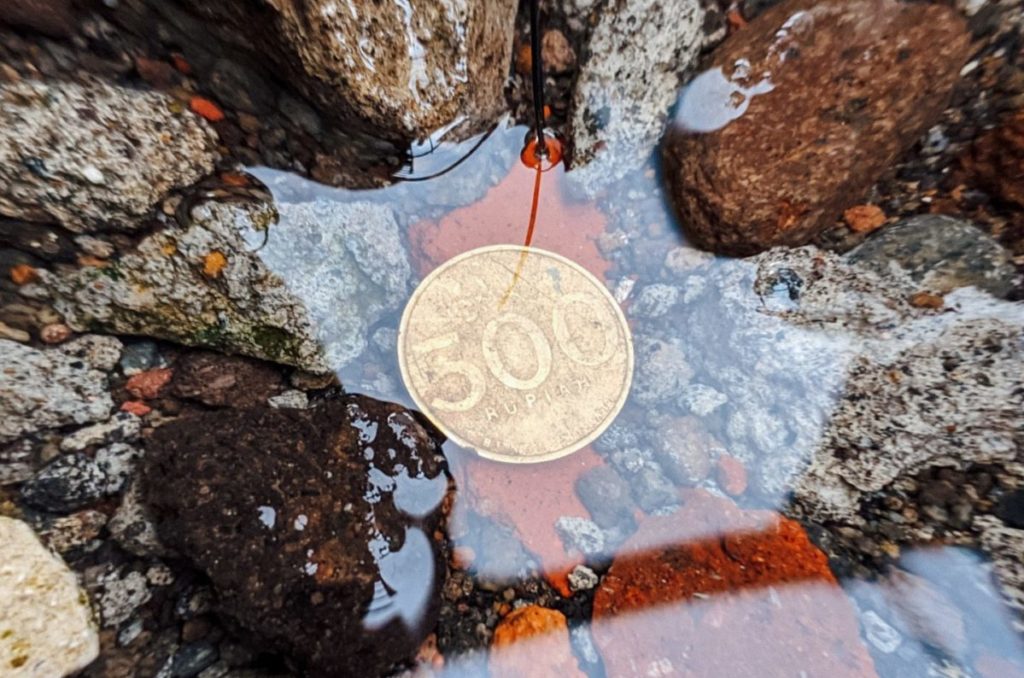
398 245 634 463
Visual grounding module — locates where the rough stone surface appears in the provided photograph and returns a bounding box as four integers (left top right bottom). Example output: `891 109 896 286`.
0 516 99 676
847 215 1018 298
0 339 112 443
170 352 283 408
59 412 141 452
108 479 169 557
963 108 1024 208
143 396 452 676
21 443 141 513
48 198 411 373
489 605 584 678
174 0 516 141
568 0 705 194
0 80 217 232
662 0 971 254
592 490 876 677
975 515 1024 619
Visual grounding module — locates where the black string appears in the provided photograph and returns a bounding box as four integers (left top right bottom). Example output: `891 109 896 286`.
529 0 547 155
392 124 498 182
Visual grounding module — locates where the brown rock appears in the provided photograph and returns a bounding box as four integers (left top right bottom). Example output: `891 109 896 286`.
962 108 1024 208
144 396 452 677
489 606 584 678
844 204 887 234
542 30 576 74
170 351 283 408
0 0 75 38
662 0 971 255
592 490 876 677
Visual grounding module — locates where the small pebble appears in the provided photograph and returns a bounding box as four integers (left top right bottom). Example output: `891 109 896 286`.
40 323 73 344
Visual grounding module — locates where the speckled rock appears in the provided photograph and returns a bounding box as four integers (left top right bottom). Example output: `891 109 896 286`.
108 479 169 557
47 198 411 373
143 396 452 676
0 339 112 444
169 351 283 408
21 443 141 513
0 80 217 232
0 516 99 676
172 0 516 141
846 215 1018 298
489 605 584 678
592 490 876 677
568 0 706 194
662 0 971 254
59 412 141 452
975 516 1024 619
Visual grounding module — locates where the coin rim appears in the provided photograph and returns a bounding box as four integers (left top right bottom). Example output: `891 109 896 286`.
398 244 634 464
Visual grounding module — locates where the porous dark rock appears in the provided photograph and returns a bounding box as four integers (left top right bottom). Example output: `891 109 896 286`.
169 351 284 408
143 396 452 676
662 0 971 254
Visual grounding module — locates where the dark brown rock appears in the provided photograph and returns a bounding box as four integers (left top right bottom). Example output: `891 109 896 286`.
143 396 452 677
963 108 1024 208
662 0 971 255
0 0 75 38
169 351 284 408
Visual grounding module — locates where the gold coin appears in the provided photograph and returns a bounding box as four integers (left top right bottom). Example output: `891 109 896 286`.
398 245 634 463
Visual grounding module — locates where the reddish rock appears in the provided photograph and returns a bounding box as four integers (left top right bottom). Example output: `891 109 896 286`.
120 400 152 417
408 162 610 280
962 108 1024 208
170 351 283 408
39 323 72 345
592 490 876 677
489 606 584 678
844 204 887 234
662 0 971 255
716 454 748 496
125 368 174 400
190 97 225 123
9 263 38 285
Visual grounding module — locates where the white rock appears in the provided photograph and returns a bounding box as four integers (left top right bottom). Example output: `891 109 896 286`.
268 389 309 409
60 413 141 452
0 517 99 676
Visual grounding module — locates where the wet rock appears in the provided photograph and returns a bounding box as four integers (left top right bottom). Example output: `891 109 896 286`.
568 0 706 194
846 215 1017 298
0 516 99 675
962 108 1024 208
49 198 411 373
59 412 141 452
568 565 599 592
174 0 516 141
0 80 217 232
21 443 140 512
489 606 584 678
649 415 716 486
592 490 876 677
169 352 283 408
554 516 605 557
575 465 635 530
880 570 967 658
662 0 971 254
170 641 219 678
632 336 693 406
628 283 680 319
629 463 679 514
975 516 1024 618
0 339 112 444
677 382 727 416
716 455 748 496
143 396 451 676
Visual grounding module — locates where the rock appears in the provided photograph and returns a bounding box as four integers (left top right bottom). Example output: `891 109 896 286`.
124 367 174 400
846 215 1017 298
862 610 902 654
628 284 680 319
173 0 516 141
0 517 99 675
48 198 411 373
592 490 876 677
0 80 217 232
119 341 161 376
0 439 35 485
632 336 693 406
975 516 1024 618
59 412 141 452
677 382 727 416
567 565 599 592
0 339 112 444
39 323 72 344
880 570 967 658
108 479 169 557
568 0 706 194
143 396 452 676
41 509 107 554
716 455 748 496
168 351 283 408
629 463 679 514
267 389 308 409
554 516 605 557
541 30 575 74
662 0 971 254
575 465 635 530
962 108 1024 208
170 641 219 678
87 565 152 628
0 0 75 38
649 415 716 486
59 334 123 372
489 606 584 678
843 205 887 234
20 443 140 513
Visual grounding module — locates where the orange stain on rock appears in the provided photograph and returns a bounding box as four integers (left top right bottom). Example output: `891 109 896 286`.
593 490 877 677
454 446 605 597
202 251 228 278
9 264 38 285
408 160 610 281
844 204 887 233
125 368 174 400
189 96 225 122
490 605 584 678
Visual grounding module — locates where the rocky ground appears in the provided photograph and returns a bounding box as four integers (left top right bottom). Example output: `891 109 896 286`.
2 0 1024 677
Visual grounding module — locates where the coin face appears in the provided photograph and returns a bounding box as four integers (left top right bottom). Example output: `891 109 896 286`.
398 245 634 463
